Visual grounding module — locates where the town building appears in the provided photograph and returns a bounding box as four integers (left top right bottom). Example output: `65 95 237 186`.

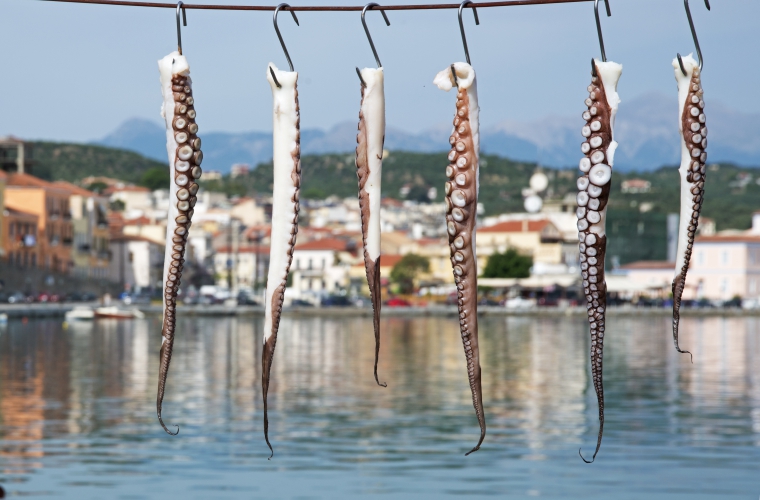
108 235 164 292
54 181 111 279
213 245 270 292
0 137 33 174
290 238 358 298
4 173 73 273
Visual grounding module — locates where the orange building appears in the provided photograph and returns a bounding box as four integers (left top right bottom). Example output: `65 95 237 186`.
4 173 73 273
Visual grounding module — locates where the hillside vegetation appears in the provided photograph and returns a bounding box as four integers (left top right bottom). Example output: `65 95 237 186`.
30 141 166 186
205 151 760 232
28 141 760 234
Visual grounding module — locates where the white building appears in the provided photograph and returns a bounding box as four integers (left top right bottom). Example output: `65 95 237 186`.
290 238 357 298
109 235 164 291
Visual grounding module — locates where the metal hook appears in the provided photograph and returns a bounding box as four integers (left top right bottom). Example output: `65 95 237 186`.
677 0 710 76
274 3 300 72
176 1 187 55
356 3 390 87
458 0 479 66
362 3 390 69
590 0 611 77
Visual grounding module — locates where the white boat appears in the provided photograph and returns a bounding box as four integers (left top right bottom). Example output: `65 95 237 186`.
94 307 145 319
65 307 95 321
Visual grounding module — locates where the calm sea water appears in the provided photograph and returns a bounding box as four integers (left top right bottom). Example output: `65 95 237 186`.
1 313 759 499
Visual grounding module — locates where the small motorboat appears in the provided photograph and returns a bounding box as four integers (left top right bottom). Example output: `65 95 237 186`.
94 307 145 319
65 307 95 321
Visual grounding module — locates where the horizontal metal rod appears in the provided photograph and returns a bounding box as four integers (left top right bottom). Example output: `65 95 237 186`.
42 0 592 12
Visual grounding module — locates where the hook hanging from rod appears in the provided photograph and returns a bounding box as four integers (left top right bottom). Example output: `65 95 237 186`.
451 0 479 88
270 2 300 88
677 0 710 76
356 2 391 87
176 1 187 55
590 0 611 77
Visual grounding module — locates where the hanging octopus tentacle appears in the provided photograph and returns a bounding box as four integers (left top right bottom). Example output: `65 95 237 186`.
671 54 706 362
262 63 301 459
356 67 387 387
577 59 622 463
156 51 203 435
434 62 485 456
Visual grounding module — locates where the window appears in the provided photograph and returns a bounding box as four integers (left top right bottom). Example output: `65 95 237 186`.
722 251 729 265
321 258 326 269
308 258 313 270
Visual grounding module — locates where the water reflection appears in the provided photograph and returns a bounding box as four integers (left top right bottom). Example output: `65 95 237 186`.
1 314 759 498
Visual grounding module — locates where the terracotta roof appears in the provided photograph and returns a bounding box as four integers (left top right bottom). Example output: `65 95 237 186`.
215 246 271 254
696 235 760 243
0 171 7 180
620 260 675 270
111 235 163 244
105 185 150 195
480 219 551 233
124 215 153 226
53 180 98 197
244 225 272 239
294 238 349 252
353 254 404 268
6 172 64 192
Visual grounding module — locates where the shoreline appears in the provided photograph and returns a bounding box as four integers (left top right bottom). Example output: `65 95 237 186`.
1 302 760 319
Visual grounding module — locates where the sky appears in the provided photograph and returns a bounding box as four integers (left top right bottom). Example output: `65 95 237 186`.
1 0 759 143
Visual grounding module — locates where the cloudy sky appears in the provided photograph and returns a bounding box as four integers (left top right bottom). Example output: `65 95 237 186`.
1 0 758 142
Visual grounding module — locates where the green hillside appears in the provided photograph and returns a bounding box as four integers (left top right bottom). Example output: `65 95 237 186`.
26 140 760 238
205 152 760 232
30 141 166 186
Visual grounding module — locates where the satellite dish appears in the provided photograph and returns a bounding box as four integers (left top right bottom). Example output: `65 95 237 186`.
529 172 549 193
524 195 543 213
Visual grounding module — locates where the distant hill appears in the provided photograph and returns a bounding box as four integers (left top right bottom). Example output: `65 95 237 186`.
25 137 760 236
203 151 760 232
30 141 165 185
95 92 760 173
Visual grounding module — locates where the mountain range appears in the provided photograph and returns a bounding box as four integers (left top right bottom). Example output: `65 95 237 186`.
96 92 760 173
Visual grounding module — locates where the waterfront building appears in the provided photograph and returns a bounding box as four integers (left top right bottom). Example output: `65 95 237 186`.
54 181 111 279
108 235 164 292
4 173 73 273
290 238 358 299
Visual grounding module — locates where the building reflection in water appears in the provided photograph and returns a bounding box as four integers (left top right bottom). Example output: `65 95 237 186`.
1 314 760 490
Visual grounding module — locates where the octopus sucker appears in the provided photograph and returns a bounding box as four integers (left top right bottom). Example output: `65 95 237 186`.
671 54 706 362
577 59 622 464
434 62 485 456
262 63 301 458
355 67 386 388
155 51 202 436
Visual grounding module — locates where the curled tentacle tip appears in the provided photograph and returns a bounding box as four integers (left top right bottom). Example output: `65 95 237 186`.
677 348 694 364
579 448 596 464
464 446 481 457
159 419 180 436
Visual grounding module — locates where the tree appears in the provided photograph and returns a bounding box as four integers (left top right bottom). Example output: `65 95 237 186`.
390 254 430 294
140 167 169 191
482 249 532 278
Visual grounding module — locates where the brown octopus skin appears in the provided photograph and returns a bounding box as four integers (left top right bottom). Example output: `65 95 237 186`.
577 63 613 463
444 87 485 456
356 83 386 388
672 67 707 360
262 84 301 458
157 74 202 435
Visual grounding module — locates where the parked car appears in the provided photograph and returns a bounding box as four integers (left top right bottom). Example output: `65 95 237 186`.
6 292 28 304
503 297 537 309
290 299 314 307
386 298 411 307
237 291 259 306
321 295 352 307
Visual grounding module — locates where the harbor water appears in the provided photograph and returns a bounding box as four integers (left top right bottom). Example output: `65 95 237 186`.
1 314 759 498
